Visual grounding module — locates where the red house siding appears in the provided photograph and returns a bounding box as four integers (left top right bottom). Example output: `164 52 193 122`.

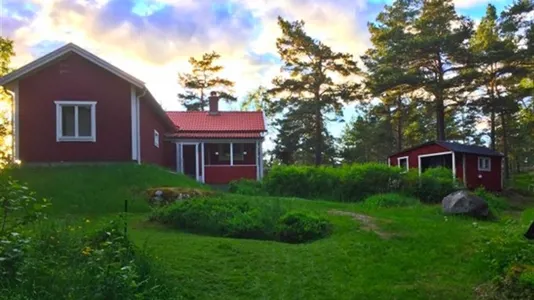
18 53 132 163
389 144 449 169
139 96 167 166
464 154 502 192
204 166 256 184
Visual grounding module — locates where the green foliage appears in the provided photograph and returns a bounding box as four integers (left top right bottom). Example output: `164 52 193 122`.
177 51 236 111
150 197 331 244
228 179 266 196
263 164 456 203
0 37 15 166
474 187 509 214
476 219 534 299
277 211 332 244
401 167 457 204
1 219 173 299
363 193 420 208
267 17 361 165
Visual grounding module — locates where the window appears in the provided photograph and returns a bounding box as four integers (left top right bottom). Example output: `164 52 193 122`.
232 143 245 161
55 101 96 142
154 130 160 148
478 157 491 171
398 156 409 172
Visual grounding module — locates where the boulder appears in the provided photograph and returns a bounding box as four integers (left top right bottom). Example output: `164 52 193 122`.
442 190 490 219
525 221 534 240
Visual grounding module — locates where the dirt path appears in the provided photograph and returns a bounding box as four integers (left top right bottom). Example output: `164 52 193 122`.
328 209 392 239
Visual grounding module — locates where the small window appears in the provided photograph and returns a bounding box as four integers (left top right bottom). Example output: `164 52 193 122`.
218 144 231 161
478 157 491 171
154 130 160 148
55 101 96 142
398 157 409 172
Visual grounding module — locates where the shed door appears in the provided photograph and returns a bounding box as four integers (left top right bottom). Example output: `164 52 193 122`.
182 145 197 179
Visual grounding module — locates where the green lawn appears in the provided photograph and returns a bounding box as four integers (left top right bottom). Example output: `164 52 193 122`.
3 164 519 299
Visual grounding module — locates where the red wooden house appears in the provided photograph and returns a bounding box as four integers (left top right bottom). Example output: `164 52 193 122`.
0 43 266 184
388 141 504 191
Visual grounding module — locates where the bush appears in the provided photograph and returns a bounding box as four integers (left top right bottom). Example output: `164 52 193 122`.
228 179 266 196
363 193 420 208
150 197 285 241
474 187 509 215
401 167 457 203
263 163 403 202
277 211 332 244
475 219 534 299
150 197 332 244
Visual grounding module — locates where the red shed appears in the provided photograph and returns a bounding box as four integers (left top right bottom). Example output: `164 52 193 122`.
388 141 504 192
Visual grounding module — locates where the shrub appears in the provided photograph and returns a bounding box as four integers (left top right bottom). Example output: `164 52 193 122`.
146 187 216 206
228 179 266 196
475 219 534 299
1 219 174 299
401 167 457 203
150 197 331 244
277 211 332 244
474 187 509 215
150 197 285 241
363 193 420 208
263 163 403 202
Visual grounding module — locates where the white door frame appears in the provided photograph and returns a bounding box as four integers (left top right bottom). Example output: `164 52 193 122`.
179 142 201 182
417 151 456 180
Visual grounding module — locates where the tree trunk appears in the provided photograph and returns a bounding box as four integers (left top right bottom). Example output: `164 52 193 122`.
501 112 510 180
435 93 446 141
490 109 496 150
396 95 403 151
314 105 323 166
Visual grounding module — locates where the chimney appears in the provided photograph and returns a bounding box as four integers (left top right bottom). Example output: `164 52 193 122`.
208 91 219 115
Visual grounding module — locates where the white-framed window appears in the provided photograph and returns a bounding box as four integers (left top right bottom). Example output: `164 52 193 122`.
55 101 97 142
398 156 409 172
478 156 491 171
154 130 160 148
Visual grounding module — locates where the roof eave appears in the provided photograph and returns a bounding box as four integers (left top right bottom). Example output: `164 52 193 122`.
0 43 145 88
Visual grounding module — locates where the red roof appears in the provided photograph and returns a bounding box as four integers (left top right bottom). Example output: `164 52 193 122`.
166 111 266 139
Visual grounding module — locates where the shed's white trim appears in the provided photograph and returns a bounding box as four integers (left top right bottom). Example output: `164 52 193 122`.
130 86 139 161
417 151 453 175
397 156 409 172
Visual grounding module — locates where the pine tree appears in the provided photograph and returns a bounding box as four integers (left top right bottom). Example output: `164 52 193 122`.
268 17 361 165
178 52 236 111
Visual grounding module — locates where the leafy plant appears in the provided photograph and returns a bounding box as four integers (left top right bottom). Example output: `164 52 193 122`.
228 179 266 196
474 187 509 216
277 211 332 244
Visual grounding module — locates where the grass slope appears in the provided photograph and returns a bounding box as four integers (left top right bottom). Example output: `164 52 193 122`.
4 164 507 299
131 198 497 300
4 164 204 216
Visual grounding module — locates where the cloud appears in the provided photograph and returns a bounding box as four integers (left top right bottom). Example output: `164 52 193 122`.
1 0 384 120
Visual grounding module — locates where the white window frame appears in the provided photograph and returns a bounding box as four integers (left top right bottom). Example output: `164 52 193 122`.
397 156 409 173
154 130 160 148
478 156 491 172
55 101 97 142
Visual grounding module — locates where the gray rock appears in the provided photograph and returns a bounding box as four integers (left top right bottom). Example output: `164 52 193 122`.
442 190 490 219
525 221 534 240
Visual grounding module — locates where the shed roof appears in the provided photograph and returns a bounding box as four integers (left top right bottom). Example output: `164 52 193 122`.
390 141 504 157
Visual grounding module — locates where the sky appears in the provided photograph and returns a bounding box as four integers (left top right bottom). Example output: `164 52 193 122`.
0 0 514 148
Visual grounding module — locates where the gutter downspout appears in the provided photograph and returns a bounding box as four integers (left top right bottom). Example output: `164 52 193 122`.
136 87 147 164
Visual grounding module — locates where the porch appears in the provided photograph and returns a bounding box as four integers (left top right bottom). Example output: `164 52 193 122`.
174 140 264 184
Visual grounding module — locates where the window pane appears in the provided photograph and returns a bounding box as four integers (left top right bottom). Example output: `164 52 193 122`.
61 106 75 136
78 105 92 137
219 144 231 161
399 158 408 170
232 143 245 161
